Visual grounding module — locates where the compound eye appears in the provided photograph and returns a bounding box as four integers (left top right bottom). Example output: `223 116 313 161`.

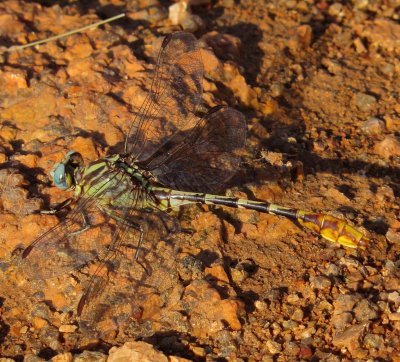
52 163 68 190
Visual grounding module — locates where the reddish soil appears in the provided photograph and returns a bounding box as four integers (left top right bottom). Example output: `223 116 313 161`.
0 0 399 361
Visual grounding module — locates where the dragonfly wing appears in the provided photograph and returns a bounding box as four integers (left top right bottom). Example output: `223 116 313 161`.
16 170 126 281
76 189 144 319
140 106 247 193
125 31 203 163
17 205 105 282
76 191 176 336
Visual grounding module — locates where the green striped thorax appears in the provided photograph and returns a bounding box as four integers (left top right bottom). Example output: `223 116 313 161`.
51 150 159 213
51 151 84 190
51 151 152 199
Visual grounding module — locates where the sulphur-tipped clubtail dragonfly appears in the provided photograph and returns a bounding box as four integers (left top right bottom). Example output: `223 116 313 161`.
20 32 369 320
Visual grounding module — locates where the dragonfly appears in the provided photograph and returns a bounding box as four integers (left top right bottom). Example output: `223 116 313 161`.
17 32 369 326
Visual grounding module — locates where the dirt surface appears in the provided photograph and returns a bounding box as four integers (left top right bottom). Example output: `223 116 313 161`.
0 0 399 361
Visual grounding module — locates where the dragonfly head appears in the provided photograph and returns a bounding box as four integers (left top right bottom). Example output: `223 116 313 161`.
51 151 83 190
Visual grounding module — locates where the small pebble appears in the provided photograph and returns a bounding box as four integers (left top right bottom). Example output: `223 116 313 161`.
59 324 77 333
73 351 107 362
377 300 389 313
282 320 298 330
190 346 207 358
361 117 386 136
286 293 300 303
321 58 342 75
355 92 377 111
180 14 204 32
332 324 366 350
354 37 367 53
261 356 274 362
266 340 282 354
328 3 345 18
373 135 400 158
270 83 284 97
292 308 304 321
331 312 353 330
39 326 62 352
386 228 400 244
300 326 316 339
50 353 73 362
388 313 400 321
353 0 369 9
310 275 332 290
380 63 395 76
267 288 285 302
108 342 169 362
333 294 361 313
255 300 267 311
169 1 188 25
326 263 340 276
168 1 203 31
284 341 300 356
354 300 379 322
363 333 384 349
299 345 313 359
388 291 400 304
383 260 396 275
271 322 282 336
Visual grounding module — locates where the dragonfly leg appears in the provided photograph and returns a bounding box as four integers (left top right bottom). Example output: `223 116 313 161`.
68 211 90 237
133 224 144 260
38 198 73 215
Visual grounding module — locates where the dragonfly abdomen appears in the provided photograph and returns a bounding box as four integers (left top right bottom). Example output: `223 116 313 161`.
151 187 369 249
151 187 270 211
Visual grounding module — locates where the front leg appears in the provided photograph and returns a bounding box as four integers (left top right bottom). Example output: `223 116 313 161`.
37 198 73 215
37 198 89 237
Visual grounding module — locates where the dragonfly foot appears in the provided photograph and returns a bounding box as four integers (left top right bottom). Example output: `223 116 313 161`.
38 209 59 215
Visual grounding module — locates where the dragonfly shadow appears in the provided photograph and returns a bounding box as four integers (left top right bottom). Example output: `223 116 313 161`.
211 22 264 87
220 256 260 313
194 14 400 222
0 160 49 205
73 128 109 149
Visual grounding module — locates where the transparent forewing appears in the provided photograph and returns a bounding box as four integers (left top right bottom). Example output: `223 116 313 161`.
18 203 107 282
77 204 177 336
76 187 147 318
17 171 124 281
125 32 204 163
141 106 247 193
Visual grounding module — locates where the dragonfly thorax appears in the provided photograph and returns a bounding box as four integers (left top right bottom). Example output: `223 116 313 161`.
51 151 84 190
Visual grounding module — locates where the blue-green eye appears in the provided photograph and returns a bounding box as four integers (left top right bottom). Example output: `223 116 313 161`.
53 163 68 190
51 150 83 190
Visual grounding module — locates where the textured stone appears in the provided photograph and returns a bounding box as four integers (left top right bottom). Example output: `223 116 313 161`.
73 351 107 362
374 135 400 158
353 300 378 322
59 324 77 333
310 275 332 289
51 354 73 362
355 92 376 111
333 294 362 314
361 117 385 136
108 342 168 362
332 324 367 352
182 280 244 338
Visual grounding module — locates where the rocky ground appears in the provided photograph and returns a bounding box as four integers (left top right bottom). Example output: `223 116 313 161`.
0 0 399 361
